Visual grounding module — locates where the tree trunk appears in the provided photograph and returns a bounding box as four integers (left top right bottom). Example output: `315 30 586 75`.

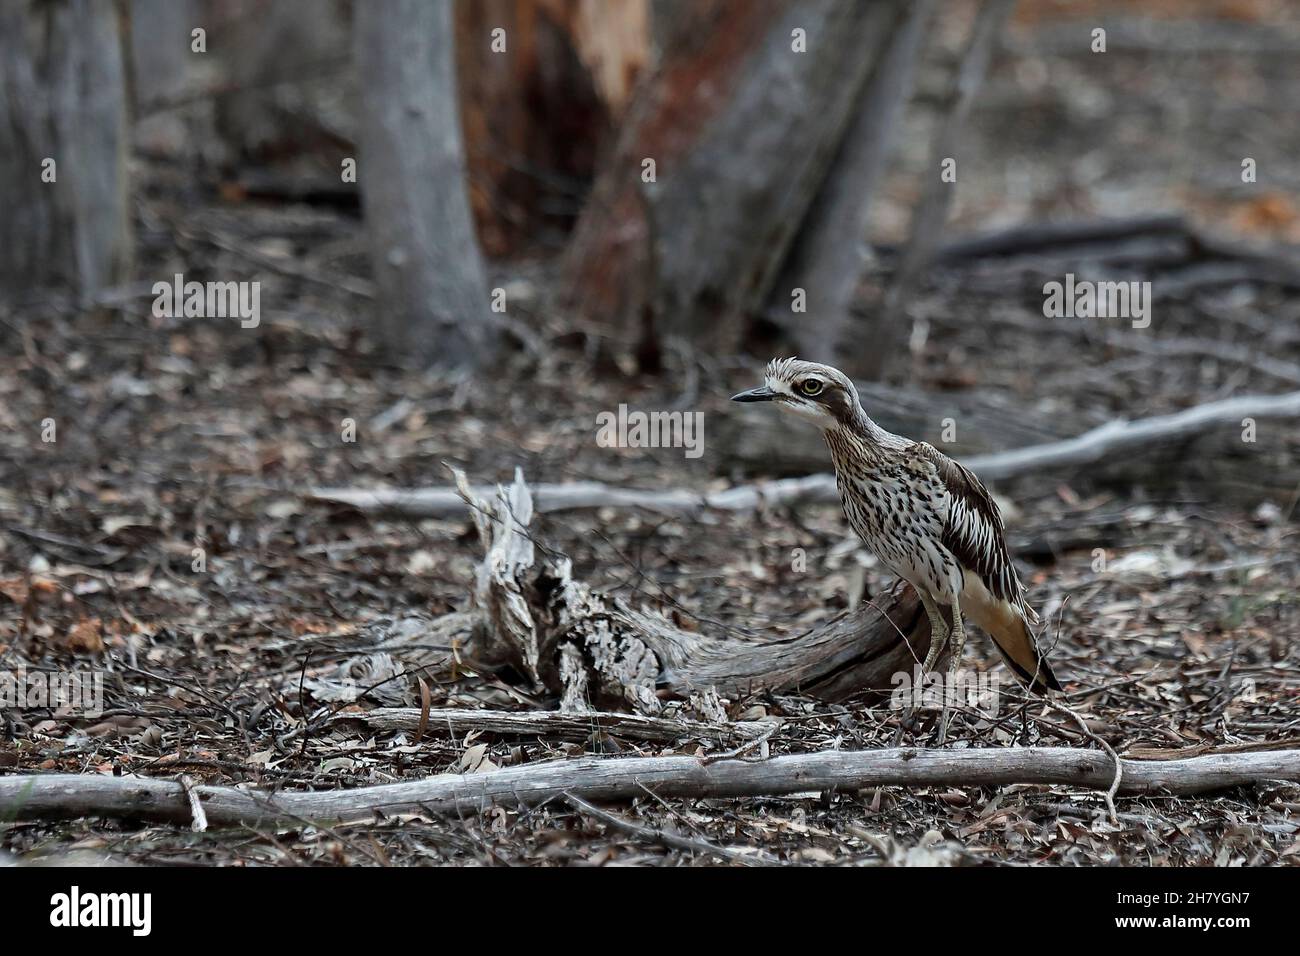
129 0 194 109
0 0 133 301
354 0 494 368
128 0 201 159
868 0 1016 378
455 0 648 257
208 0 353 164
773 0 934 364
560 0 913 361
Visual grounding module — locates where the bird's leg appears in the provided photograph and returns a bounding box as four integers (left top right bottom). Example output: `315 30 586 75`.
895 591 949 743
918 591 950 675
947 598 968 677
937 599 969 744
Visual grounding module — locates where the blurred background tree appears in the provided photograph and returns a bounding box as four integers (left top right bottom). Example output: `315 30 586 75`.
561 0 931 369
354 0 494 368
0 0 132 300
3 0 1297 377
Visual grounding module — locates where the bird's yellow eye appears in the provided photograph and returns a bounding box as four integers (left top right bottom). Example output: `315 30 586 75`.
799 378 824 397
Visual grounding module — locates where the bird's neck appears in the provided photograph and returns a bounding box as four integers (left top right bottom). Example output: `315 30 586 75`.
843 403 888 443
825 406 897 469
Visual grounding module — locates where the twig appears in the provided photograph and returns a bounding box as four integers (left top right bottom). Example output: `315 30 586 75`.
297 651 312 757
1043 700 1122 823
562 792 765 865
699 721 781 765
332 706 768 746
179 775 208 833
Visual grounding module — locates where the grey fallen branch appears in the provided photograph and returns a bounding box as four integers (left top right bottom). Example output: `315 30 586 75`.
308 389 1300 518
4 748 1297 828
332 707 775 745
932 214 1190 263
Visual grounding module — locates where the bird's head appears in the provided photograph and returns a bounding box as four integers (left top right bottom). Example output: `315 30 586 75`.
730 358 861 430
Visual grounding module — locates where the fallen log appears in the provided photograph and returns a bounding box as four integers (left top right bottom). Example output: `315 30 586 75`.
296 469 932 718
4 748 1296 827
308 388 1300 518
435 468 932 713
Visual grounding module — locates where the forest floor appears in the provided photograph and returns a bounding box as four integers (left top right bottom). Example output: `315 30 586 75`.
1 206 1297 864
2 7 1300 865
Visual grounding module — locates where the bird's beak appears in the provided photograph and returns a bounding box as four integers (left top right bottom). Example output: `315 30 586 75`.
730 385 777 403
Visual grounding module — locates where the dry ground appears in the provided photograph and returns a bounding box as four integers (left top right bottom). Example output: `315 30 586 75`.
1 234 1296 864
1 5 1299 865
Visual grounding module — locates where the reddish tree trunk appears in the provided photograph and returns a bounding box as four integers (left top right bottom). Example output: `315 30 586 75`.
559 0 911 361
456 0 650 257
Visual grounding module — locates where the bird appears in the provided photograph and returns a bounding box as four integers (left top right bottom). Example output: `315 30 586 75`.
732 358 1061 714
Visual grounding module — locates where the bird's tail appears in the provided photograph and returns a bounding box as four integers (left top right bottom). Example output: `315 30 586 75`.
964 592 1061 694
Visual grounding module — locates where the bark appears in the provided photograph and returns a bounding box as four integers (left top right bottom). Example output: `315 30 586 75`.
773 0 934 363
308 388 1300 518
0 0 133 300
4 748 1296 826
560 0 913 359
456 0 648 256
354 0 494 368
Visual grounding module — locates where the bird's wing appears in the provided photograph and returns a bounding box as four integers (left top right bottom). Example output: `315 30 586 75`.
908 442 1059 692
906 442 1026 612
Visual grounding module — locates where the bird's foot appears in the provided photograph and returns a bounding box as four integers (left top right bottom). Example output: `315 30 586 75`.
893 705 939 746
934 706 953 745
893 706 917 746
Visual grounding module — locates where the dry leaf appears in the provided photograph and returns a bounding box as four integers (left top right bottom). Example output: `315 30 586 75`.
61 618 104 654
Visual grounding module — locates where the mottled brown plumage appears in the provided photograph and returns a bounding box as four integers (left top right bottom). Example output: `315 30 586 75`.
733 358 1060 696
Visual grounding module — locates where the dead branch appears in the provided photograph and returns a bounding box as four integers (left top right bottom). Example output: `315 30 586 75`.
4 748 1296 827
964 388 1300 480
309 472 837 520
331 707 775 745
308 389 1300 518
934 214 1190 263
433 468 934 713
